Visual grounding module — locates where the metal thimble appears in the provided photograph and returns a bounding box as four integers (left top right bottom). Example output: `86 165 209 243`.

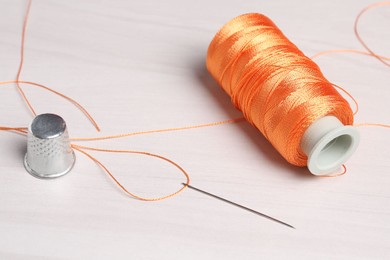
24 113 75 179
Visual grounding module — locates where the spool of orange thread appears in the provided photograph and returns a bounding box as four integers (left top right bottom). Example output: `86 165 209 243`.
206 13 360 175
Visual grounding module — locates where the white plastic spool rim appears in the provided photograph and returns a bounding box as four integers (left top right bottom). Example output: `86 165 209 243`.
301 116 360 176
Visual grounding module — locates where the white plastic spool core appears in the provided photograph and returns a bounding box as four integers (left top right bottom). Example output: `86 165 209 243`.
301 116 359 175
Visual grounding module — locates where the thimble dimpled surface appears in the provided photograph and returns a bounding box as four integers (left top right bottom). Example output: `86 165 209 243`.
24 114 75 178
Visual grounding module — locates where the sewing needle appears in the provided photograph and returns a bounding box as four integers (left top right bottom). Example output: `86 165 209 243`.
182 183 295 229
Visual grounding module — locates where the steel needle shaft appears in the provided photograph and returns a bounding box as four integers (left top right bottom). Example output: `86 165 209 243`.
183 183 295 229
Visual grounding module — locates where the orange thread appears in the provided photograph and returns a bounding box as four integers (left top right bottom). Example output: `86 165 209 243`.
72 144 190 201
206 13 354 167
0 127 27 134
354 123 390 128
311 2 390 65
320 165 347 178
354 1 390 66
71 117 244 142
311 49 390 61
331 83 359 115
15 0 36 116
0 80 101 131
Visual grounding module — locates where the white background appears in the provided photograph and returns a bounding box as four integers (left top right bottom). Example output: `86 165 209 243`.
0 0 389 259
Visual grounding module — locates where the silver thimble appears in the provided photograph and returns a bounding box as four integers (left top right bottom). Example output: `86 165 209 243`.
24 113 75 179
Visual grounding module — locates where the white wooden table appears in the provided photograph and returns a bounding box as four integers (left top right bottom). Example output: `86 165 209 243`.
0 0 389 259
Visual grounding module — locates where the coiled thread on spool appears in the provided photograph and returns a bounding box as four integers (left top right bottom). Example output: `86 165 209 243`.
206 13 354 168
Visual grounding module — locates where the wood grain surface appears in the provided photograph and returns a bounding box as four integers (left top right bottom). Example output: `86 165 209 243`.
0 0 389 259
